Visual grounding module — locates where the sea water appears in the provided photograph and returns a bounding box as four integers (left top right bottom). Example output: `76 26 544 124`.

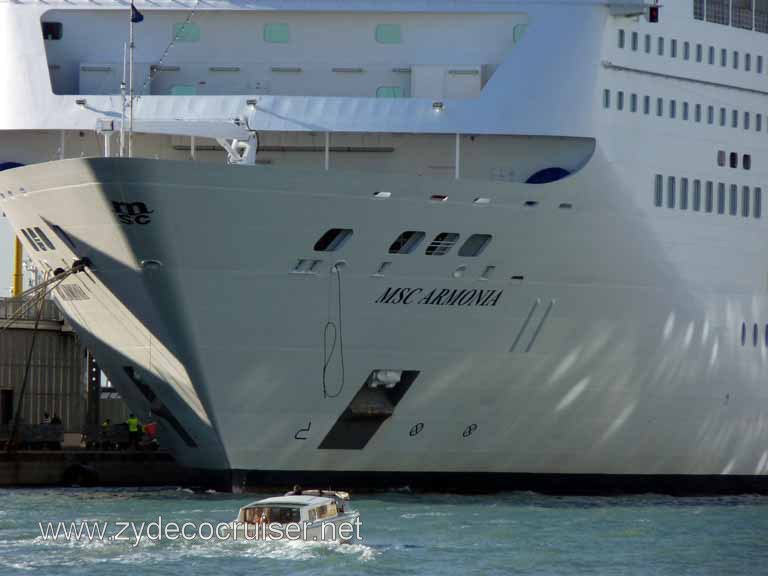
0 488 766 575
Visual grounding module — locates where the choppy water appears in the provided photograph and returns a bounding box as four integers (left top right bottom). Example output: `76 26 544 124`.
0 488 766 575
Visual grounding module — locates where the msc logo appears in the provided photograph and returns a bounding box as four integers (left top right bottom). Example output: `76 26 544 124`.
112 201 153 225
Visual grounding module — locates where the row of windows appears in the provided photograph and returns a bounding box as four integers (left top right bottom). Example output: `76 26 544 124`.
314 228 493 257
654 175 763 219
617 28 766 74
695 0 768 34
740 322 768 347
717 150 752 170
42 21 406 45
602 89 767 134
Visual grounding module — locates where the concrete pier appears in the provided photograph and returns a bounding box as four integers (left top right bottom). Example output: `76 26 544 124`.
0 449 188 487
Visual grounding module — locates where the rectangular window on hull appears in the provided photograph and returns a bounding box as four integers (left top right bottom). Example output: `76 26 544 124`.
264 23 290 43
375 24 402 44
618 29 625 48
426 233 460 256
632 31 639 50
694 0 705 19
695 104 702 122
706 181 714 212
708 46 715 65
644 95 651 115
758 115 764 132
708 106 715 124
617 91 624 111
720 107 727 126
758 55 764 73
645 34 651 53
756 188 763 218
603 89 611 109
671 39 677 58
746 53 752 71
717 183 726 214
655 174 663 207
657 98 664 117
721 48 728 67
681 178 689 210
630 93 638 112
684 41 691 60
742 186 751 217
697 44 704 62
732 109 739 128
744 112 751 130
667 176 676 208
693 180 702 211
730 184 738 215
683 102 689 121
658 37 665 56
759 0 768 33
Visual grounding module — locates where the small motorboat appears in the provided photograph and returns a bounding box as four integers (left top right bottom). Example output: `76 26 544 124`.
235 489 360 542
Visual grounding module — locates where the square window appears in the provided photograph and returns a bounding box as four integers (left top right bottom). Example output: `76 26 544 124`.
426 232 459 256
173 22 200 42
375 23 402 44
42 21 62 40
389 231 425 254
458 234 492 257
264 23 290 43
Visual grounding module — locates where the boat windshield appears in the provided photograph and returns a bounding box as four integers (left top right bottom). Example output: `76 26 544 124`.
243 506 301 524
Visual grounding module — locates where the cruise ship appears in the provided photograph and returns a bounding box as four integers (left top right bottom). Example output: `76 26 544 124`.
1 0 767 493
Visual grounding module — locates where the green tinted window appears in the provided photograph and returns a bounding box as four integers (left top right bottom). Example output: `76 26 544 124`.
376 86 404 98
174 22 200 42
375 24 402 44
264 23 290 43
513 24 527 43
170 84 196 95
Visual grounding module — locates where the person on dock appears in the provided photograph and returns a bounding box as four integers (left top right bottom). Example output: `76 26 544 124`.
41 412 51 425
126 414 140 450
51 414 62 425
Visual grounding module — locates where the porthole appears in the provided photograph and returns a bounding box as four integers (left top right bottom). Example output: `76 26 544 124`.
389 231 425 254
313 228 353 252
458 234 492 257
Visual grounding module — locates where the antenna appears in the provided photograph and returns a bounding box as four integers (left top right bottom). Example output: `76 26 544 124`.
120 42 127 157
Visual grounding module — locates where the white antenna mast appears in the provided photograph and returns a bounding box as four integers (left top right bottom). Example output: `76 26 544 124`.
120 42 127 157
128 7 134 158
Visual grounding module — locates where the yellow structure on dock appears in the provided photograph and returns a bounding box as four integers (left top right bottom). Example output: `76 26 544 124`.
12 237 22 297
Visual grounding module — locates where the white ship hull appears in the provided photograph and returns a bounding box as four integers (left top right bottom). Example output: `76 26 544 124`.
2 155 767 493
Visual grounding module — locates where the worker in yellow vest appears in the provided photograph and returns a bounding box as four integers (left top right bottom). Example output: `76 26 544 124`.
126 414 141 450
